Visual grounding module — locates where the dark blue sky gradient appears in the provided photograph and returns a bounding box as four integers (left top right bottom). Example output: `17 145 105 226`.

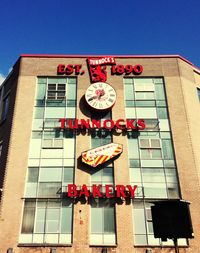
0 0 200 76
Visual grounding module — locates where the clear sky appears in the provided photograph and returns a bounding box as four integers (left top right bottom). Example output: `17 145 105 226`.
0 0 200 82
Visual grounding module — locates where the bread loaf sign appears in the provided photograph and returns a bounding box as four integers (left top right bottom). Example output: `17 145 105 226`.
82 143 123 167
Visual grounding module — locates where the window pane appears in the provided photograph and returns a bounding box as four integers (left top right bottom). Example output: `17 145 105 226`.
36 83 46 99
35 208 45 233
124 85 134 100
38 183 61 197
128 138 139 159
102 167 113 182
125 107 136 118
136 108 157 118
39 167 62 182
104 208 115 233
63 167 73 183
165 168 177 183
134 234 147 245
135 100 156 107
34 107 44 119
45 107 65 118
21 201 35 233
197 88 200 101
133 208 146 234
135 92 154 100
151 149 162 159
140 149 151 159
91 208 103 233
157 107 168 119
143 183 167 198
142 168 165 183
2 96 9 120
130 168 141 183
155 84 165 100
38 78 47 84
67 83 76 100
162 139 174 159
46 208 60 233
61 207 72 233
124 78 133 84
28 167 39 182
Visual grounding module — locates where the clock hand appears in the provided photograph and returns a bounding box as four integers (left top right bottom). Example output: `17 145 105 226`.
88 95 98 102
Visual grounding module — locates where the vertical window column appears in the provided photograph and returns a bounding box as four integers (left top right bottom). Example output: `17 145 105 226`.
90 112 116 245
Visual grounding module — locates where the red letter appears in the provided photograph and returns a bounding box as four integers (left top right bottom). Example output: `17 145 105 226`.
133 64 143 75
137 119 146 130
79 184 90 197
126 119 136 129
68 119 79 129
126 185 137 198
59 118 66 129
66 64 74 75
80 119 90 129
105 184 114 198
103 119 115 130
116 119 125 129
57 64 65 74
74 64 82 75
92 184 103 197
68 184 77 197
116 185 126 198
91 119 101 129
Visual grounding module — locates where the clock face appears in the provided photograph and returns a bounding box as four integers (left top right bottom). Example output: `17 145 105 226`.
85 82 117 110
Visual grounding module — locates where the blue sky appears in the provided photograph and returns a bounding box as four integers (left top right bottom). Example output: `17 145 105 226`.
0 0 200 82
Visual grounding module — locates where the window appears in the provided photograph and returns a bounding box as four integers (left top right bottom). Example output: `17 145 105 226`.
20 200 72 244
1 95 9 121
139 138 162 159
90 199 116 245
42 131 63 148
197 88 200 101
0 141 2 158
135 91 155 100
47 83 66 100
133 200 187 246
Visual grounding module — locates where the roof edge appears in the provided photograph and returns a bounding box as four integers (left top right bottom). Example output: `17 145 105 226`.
19 54 199 71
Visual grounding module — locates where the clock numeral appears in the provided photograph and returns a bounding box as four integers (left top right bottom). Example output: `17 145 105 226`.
110 94 115 97
99 103 103 109
109 89 113 92
108 98 114 103
86 94 93 98
93 84 97 89
99 83 103 88
88 89 93 92
92 101 98 107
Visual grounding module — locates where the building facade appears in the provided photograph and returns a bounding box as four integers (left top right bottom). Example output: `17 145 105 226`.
0 55 200 253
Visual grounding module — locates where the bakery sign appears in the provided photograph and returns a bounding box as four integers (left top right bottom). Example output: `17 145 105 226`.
64 184 137 199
